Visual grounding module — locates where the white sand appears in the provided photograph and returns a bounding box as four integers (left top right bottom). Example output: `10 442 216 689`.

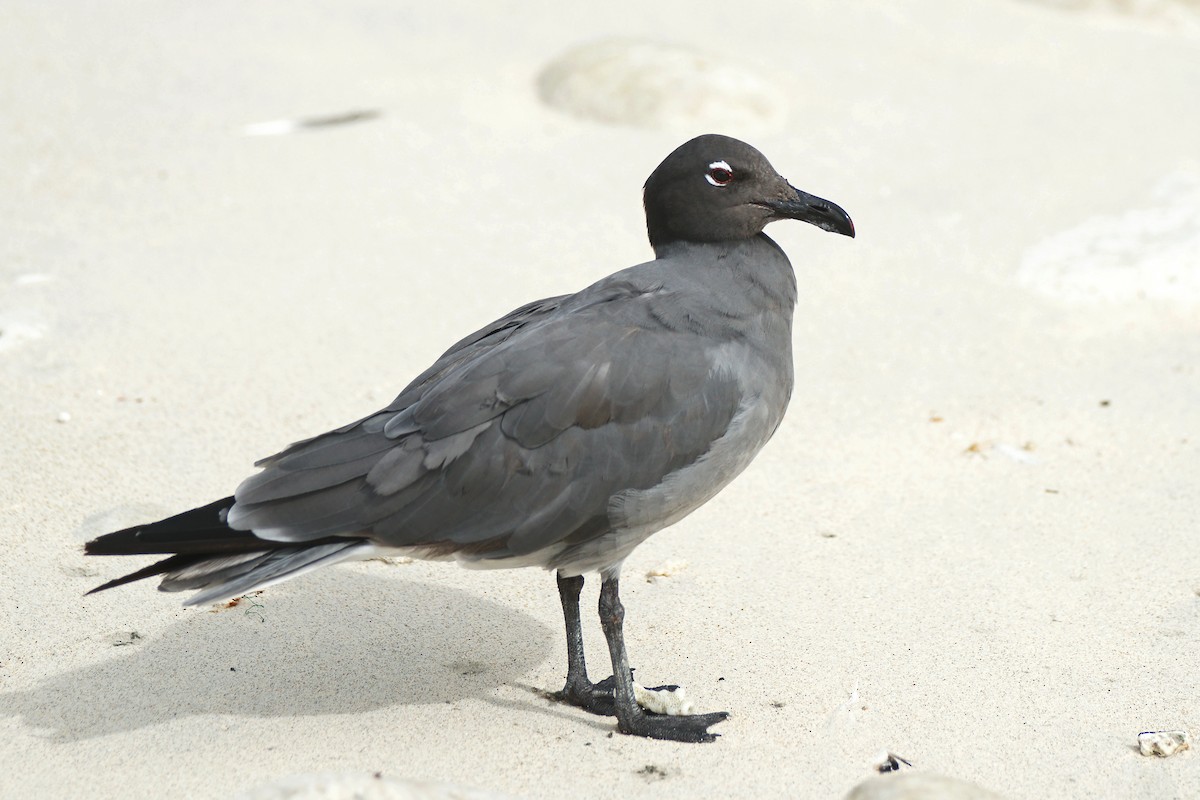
2 2 1198 798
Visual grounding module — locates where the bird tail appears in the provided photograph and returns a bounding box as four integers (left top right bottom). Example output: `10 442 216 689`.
85 496 370 606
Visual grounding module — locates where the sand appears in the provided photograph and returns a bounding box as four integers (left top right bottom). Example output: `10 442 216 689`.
2 1 1198 798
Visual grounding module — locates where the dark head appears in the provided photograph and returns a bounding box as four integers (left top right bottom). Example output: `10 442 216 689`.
643 134 854 249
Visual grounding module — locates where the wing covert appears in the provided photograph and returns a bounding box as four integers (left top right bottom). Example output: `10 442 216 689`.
228 281 744 562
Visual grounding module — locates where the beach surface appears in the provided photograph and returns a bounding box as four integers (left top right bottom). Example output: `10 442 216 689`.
2 1 1198 797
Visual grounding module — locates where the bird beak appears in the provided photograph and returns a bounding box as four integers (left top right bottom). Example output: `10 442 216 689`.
766 185 855 238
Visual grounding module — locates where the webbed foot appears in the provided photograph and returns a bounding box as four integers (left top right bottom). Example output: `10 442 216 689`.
617 708 729 743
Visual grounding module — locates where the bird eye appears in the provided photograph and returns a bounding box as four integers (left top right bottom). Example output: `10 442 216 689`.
705 160 734 187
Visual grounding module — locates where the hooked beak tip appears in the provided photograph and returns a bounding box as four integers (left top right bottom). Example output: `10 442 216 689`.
769 186 855 238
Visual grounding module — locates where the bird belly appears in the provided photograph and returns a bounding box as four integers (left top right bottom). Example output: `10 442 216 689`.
543 389 781 577
610 391 777 535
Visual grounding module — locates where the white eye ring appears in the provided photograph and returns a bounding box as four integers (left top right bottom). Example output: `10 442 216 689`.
705 160 734 187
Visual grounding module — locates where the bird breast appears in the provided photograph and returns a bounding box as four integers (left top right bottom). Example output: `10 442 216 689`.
607 338 791 538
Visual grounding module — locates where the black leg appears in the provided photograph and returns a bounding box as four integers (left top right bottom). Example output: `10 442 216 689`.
597 573 728 743
552 571 618 715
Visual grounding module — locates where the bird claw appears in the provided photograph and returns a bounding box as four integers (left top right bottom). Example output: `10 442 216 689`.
553 675 618 716
554 669 679 717
555 670 718 740
618 709 729 743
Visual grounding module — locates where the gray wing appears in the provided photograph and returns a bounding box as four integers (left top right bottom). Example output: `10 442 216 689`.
227 281 742 561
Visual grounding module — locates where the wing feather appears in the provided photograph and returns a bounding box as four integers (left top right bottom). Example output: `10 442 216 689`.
228 277 744 561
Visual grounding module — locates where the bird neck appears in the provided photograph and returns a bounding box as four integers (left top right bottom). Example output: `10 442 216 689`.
650 234 797 309
639 235 799 352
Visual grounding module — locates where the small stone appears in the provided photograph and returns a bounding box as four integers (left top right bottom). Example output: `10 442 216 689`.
56 411 71 423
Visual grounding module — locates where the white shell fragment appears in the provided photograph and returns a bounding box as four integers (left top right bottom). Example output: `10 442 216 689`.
14 273 54 286
1137 729 1191 757
645 559 688 582
537 38 787 133
634 681 695 716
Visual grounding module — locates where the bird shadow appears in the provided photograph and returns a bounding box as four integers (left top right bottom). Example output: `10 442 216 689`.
0 570 553 742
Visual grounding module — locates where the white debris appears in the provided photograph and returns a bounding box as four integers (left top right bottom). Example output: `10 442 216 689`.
14 273 54 286
56 411 71 423
1137 729 1191 757
634 681 695 716
366 555 415 566
991 442 1039 464
645 559 688 582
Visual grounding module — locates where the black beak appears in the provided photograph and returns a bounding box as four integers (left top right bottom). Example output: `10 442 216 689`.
767 185 855 238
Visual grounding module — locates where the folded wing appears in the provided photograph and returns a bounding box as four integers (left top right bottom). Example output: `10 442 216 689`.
228 280 742 564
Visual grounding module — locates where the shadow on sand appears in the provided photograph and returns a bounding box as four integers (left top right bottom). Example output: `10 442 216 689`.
0 570 554 741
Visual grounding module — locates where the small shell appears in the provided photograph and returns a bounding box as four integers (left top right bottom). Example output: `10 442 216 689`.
1137 729 1191 757
645 559 688 582
634 682 695 716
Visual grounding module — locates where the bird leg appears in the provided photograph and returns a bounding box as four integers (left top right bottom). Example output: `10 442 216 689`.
596 573 729 743
552 572 675 716
552 571 618 716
